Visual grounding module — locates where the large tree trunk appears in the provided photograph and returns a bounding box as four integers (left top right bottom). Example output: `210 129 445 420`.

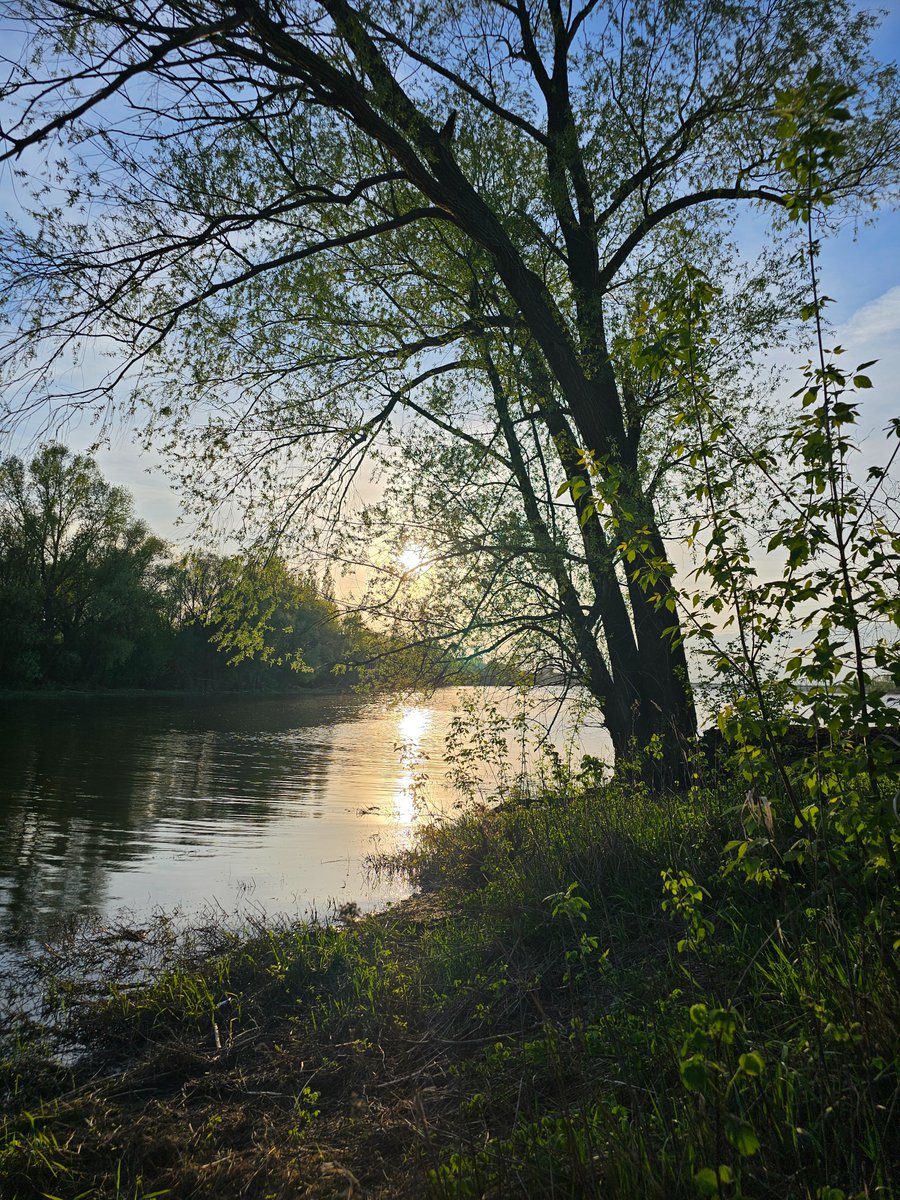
554 362 696 783
583 582 696 788
490 347 695 785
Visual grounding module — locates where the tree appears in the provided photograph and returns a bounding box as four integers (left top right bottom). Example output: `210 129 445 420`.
165 548 400 687
171 550 346 675
0 0 896 775
0 444 171 684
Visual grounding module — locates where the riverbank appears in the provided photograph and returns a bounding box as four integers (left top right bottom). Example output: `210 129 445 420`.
2 763 897 1199
0 679 522 704
0 684 366 700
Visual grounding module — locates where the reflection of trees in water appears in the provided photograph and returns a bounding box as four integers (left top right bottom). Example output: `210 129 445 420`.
1 807 113 945
0 695 349 943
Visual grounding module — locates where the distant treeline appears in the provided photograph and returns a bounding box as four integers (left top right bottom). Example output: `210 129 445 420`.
0 444 506 691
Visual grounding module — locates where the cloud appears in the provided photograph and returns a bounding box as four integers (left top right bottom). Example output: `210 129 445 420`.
830 288 900 467
841 286 900 345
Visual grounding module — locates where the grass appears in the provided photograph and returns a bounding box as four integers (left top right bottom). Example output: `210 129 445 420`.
1 753 897 1199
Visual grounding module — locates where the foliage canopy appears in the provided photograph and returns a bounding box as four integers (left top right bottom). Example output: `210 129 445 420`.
0 0 898 770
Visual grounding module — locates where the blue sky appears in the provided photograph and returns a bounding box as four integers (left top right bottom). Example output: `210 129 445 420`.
0 3 897 548
820 0 900 321
816 5 900 447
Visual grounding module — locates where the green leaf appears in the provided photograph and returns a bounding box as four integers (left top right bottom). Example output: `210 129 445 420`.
852 374 873 388
693 1165 733 1196
708 1008 738 1043
679 1054 709 1092
725 1114 760 1156
739 1050 765 1077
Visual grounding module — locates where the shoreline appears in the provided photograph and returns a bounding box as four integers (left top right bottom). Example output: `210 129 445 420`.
0 685 371 701
2 771 896 1200
0 680 519 702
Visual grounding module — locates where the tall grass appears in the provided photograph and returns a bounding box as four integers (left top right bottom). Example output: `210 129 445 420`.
398 757 898 1199
1 748 897 1199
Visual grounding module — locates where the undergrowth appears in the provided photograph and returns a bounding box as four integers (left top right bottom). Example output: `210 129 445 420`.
1 747 896 1199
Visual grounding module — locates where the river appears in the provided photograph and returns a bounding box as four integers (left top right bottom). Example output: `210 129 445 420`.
0 687 611 945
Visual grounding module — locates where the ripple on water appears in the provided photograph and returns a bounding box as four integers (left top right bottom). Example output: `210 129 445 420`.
0 687 612 943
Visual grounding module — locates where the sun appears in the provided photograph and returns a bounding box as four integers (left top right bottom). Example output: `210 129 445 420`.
398 544 428 574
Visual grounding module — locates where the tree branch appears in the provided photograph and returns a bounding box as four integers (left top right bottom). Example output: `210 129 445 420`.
364 17 549 147
597 185 787 292
149 206 450 333
0 15 243 162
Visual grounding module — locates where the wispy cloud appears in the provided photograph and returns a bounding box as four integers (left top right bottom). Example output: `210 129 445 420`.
841 286 900 345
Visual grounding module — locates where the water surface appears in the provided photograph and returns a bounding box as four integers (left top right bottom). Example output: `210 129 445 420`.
0 688 609 944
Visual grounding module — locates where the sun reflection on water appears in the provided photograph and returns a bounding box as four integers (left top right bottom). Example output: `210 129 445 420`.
393 705 432 824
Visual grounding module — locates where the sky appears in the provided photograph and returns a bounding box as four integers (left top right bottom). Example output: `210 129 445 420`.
0 3 898 552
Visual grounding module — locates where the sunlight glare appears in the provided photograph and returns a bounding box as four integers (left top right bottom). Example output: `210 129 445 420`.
399 544 428 574
398 705 431 745
393 705 432 824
